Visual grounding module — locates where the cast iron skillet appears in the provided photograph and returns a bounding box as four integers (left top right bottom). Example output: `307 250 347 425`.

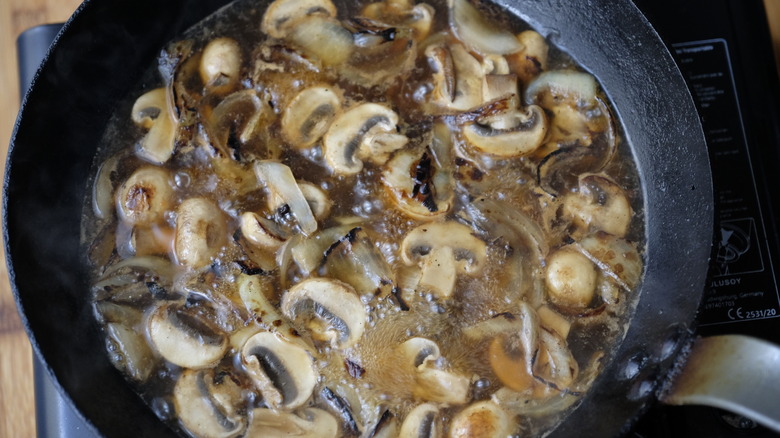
4 0 713 436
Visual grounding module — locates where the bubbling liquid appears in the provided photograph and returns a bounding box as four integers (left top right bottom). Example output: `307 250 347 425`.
82 0 644 436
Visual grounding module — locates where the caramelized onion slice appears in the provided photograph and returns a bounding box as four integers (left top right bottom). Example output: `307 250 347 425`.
575 232 642 291
448 0 522 55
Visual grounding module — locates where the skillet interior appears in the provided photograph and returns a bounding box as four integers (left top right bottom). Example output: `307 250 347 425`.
4 0 712 436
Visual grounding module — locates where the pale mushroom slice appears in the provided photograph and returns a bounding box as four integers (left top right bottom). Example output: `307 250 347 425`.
148 302 229 369
398 337 471 404
200 37 242 91
382 146 453 220
131 88 177 164
281 86 342 149
398 403 441 438
323 103 408 175
449 401 514 438
562 174 632 237
241 331 317 410
545 246 598 309
174 197 228 269
246 407 338 438
281 278 367 348
462 104 548 157
173 368 246 438
400 221 487 298
261 0 338 38
254 161 318 236
115 166 174 226
448 0 523 55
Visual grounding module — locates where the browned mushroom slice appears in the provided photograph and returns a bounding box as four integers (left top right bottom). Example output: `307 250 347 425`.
173 368 246 438
575 231 642 291
174 197 228 269
398 403 441 438
426 42 484 112
462 104 547 157
449 401 514 438
447 0 523 55
400 221 487 298
116 166 174 226
131 88 177 164
200 37 242 92
323 103 408 175
506 30 549 84
247 407 339 437
281 278 367 348
241 331 317 410
382 146 453 220
281 86 342 149
148 302 228 369
562 174 633 237
261 0 338 38
361 0 435 41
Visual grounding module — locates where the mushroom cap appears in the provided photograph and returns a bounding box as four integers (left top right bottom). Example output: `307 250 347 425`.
281 86 342 149
173 369 246 438
281 278 367 348
462 105 548 157
116 166 174 226
449 401 514 438
545 246 598 308
261 0 338 38
147 302 228 369
174 197 228 269
323 102 407 175
241 331 317 410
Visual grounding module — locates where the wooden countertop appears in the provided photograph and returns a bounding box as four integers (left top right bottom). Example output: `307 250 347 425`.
0 1 779 437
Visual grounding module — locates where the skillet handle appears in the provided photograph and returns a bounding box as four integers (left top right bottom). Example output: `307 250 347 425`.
660 334 780 432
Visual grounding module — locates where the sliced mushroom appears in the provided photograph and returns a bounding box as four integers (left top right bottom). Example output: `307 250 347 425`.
174 197 228 269
254 161 318 236
563 174 632 237
506 30 548 84
246 407 338 438
323 103 408 175
382 147 453 220
426 43 484 112
400 221 487 298
545 246 598 309
575 231 642 291
173 368 246 438
361 0 435 41
148 302 228 369
281 278 367 348
397 338 471 405
200 37 242 91
281 86 342 149
261 0 338 38
116 166 174 226
104 322 156 382
525 70 598 108
449 401 514 438
131 88 177 164
286 16 355 66
448 0 522 55
399 403 440 438
238 274 294 335
240 212 287 251
462 104 547 157
241 331 317 410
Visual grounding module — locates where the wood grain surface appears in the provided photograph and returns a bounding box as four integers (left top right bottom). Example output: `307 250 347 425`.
0 1 778 438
